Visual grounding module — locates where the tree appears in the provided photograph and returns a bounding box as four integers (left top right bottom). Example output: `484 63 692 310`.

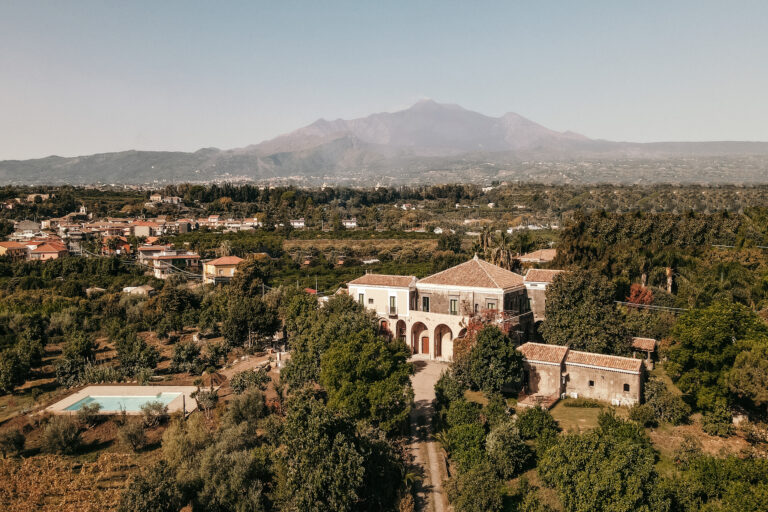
118 461 184 512
437 233 462 253
222 293 279 349
539 413 660 512
115 328 160 376
462 326 524 393
642 378 690 425
320 329 413 435
541 270 631 354
486 419 531 478
41 416 81 455
445 461 504 512
516 406 560 441
0 349 29 395
170 341 202 374
728 342 768 412
230 368 271 394
0 429 25 458
666 302 768 410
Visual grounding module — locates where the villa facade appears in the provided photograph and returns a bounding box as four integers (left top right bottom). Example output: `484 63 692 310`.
347 256 534 362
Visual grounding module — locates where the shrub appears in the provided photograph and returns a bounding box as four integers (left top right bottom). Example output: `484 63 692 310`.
118 420 147 452
80 363 125 384
0 429 25 458
195 388 219 419
701 402 733 437
562 398 602 408
169 341 202 374
644 378 690 425
629 403 657 427
516 406 560 441
224 389 267 426
446 423 487 472
136 367 154 386
141 401 169 428
41 416 81 454
483 393 510 427
445 461 503 512
118 460 184 512
76 402 102 429
486 420 531 478
230 367 271 394
446 399 482 429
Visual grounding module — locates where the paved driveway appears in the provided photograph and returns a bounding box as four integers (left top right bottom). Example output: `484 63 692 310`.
409 359 451 512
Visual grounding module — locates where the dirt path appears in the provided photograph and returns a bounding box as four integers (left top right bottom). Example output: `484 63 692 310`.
409 359 451 512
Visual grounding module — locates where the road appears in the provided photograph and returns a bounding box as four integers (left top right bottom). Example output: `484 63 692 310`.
409 359 451 512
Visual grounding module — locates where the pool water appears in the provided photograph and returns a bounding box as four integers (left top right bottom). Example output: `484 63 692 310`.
64 392 181 412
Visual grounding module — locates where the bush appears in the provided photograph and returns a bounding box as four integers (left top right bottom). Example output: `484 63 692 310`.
224 389 267 426
119 420 147 452
629 403 658 427
435 370 466 410
41 416 81 454
0 429 25 458
446 399 482 429
230 367 271 394
702 402 733 437
486 420 531 478
141 401 169 428
76 402 102 429
80 363 125 384
516 406 560 441
445 461 503 512
195 388 219 419
644 378 690 425
169 341 202 374
562 398 603 408
446 423 487 472
118 460 184 512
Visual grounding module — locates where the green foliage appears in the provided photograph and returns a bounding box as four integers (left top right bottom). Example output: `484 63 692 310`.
170 341 203 374
0 428 25 458
461 326 524 393
434 370 466 411
76 402 102 428
437 232 463 252
41 416 81 455
701 401 733 437
628 403 657 427
141 400 169 427
224 389 267 426
114 326 160 376
666 302 768 411
118 420 147 452
538 412 658 512
562 398 603 408
643 378 690 425
516 406 560 441
445 461 504 512
486 419 530 478
483 392 510 427
230 367 271 394
541 270 630 354
728 341 768 411
445 423 487 472
118 461 184 512
0 348 29 394
320 329 413 435
446 398 482 428
222 293 280 348
195 388 219 418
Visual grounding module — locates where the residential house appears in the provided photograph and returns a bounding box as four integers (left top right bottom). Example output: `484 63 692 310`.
149 193 163 203
342 218 358 229
122 285 156 296
29 241 68 261
290 218 305 229
348 256 533 362
0 241 29 261
203 255 244 284
147 250 201 279
133 221 159 238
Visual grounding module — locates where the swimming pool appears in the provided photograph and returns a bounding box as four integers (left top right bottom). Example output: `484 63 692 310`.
64 392 181 412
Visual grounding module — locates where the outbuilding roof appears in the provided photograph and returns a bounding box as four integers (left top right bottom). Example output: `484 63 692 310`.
517 342 569 364
418 255 524 289
565 350 643 373
519 248 557 262
205 256 244 266
347 274 417 288
631 337 657 352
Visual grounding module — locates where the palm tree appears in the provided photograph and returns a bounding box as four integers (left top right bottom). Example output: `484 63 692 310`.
489 232 515 270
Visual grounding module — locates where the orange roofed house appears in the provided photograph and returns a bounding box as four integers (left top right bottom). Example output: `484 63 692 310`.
0 241 29 261
29 241 68 261
203 256 244 285
347 256 533 362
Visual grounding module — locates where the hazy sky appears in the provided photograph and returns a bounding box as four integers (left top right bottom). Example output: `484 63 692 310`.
1 1 767 160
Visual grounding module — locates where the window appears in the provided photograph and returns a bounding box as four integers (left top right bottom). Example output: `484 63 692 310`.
358 293 364 305
449 299 458 315
389 296 397 315
589 380 594 387
474 303 479 313
422 296 430 312
623 383 630 392
486 301 497 310
368 298 374 304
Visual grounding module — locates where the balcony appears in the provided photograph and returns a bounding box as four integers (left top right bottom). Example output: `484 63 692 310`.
388 306 398 318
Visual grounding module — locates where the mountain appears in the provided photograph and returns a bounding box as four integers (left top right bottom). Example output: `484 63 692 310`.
2 100 768 185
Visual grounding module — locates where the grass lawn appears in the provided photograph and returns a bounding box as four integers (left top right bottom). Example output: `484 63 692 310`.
547 401 629 433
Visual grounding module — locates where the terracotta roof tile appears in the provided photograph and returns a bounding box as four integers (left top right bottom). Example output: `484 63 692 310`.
206 256 244 266
0 241 28 249
517 342 569 364
631 337 657 352
348 274 417 288
565 350 643 373
524 269 566 283
418 256 524 289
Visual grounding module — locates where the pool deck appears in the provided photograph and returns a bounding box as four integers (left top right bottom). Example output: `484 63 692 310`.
46 385 201 415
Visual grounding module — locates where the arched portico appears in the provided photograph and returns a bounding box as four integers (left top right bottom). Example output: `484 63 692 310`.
411 322 428 355
395 320 406 341
434 324 453 359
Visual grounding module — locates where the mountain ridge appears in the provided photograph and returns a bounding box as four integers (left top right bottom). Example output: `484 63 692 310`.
2 100 768 185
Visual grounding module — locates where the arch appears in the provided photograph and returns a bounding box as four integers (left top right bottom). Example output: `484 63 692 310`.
434 324 453 359
379 319 392 339
395 320 407 342
411 322 428 354
457 328 467 339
